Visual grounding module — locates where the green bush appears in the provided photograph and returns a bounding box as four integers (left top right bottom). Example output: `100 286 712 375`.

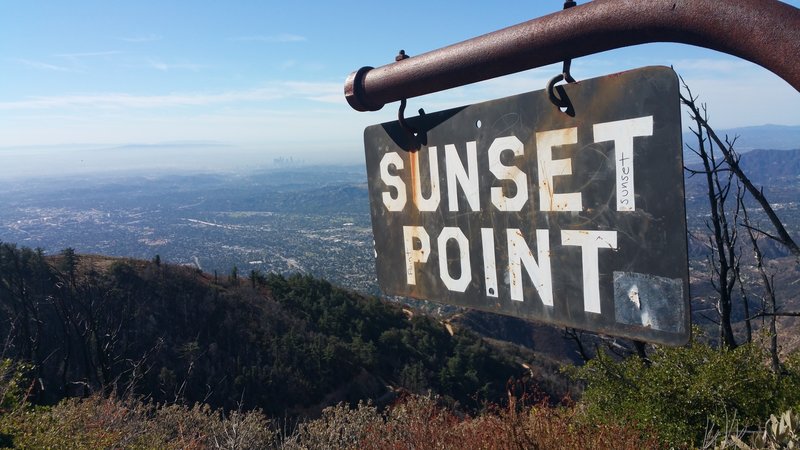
0 359 31 412
570 341 800 447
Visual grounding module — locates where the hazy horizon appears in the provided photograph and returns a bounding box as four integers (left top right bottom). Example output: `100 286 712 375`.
1 122 798 180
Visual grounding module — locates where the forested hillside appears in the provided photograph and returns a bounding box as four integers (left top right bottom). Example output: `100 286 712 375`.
0 243 568 417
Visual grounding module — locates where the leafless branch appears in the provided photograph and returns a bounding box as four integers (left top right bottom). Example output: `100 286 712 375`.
680 83 799 257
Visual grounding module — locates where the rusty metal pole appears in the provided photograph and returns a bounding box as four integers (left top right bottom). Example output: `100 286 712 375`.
345 0 800 112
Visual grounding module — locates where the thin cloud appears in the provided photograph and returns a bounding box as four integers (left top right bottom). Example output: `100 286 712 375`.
307 94 345 104
147 59 209 71
230 34 307 43
280 81 341 103
14 58 75 72
55 51 122 59
119 34 162 43
668 58 754 76
278 60 326 71
0 81 342 110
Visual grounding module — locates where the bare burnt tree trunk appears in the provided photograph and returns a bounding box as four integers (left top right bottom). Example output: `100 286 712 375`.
632 340 650 366
681 97 737 348
682 88 739 349
76 269 112 388
50 288 73 395
713 149 741 349
563 328 591 362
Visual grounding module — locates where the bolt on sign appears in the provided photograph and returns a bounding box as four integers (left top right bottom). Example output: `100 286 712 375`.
363 66 689 345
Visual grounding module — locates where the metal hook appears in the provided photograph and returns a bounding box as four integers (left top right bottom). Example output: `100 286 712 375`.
395 50 426 149
547 73 575 110
547 1 578 112
398 98 426 150
398 98 416 136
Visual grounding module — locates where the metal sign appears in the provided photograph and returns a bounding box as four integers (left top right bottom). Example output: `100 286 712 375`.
363 66 689 345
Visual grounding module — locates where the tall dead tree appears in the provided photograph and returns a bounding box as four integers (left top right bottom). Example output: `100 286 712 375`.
682 80 799 361
681 87 740 349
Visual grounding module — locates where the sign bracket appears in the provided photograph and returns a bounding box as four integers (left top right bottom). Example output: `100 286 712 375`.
344 0 800 112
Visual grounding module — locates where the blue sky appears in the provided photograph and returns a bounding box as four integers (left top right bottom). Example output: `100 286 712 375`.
1 0 799 173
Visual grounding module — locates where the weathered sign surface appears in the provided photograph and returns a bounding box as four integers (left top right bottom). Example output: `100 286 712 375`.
363 66 689 345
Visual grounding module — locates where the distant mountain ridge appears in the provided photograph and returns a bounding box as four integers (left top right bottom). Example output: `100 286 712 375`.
738 148 800 181
684 148 800 184
717 124 799 150
683 124 800 163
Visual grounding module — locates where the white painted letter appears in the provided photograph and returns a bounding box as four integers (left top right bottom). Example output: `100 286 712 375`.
536 127 582 211
481 228 498 297
445 142 480 211
561 230 618 314
488 136 528 211
438 227 471 292
593 116 653 211
403 226 430 285
506 229 553 306
379 152 406 211
412 147 441 211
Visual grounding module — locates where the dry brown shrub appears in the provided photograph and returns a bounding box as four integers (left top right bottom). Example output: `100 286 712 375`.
210 408 276 449
0 394 142 449
350 395 662 450
0 391 657 449
282 400 382 450
0 393 276 449
360 395 464 450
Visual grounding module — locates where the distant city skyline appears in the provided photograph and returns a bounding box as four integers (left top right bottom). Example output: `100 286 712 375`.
2 1 799 170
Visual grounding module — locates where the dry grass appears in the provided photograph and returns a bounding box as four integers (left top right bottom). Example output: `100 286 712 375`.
289 395 662 450
0 394 275 449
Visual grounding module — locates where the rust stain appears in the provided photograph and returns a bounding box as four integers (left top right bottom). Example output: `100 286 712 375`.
540 164 556 209
409 150 419 211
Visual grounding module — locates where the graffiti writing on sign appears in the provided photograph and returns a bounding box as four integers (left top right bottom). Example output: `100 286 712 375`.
364 66 690 345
